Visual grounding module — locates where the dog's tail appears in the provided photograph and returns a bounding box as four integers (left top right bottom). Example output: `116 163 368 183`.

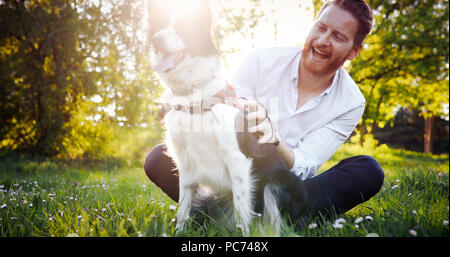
259 171 311 231
263 183 283 232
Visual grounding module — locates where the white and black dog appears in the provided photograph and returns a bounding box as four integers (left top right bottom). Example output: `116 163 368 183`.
147 0 308 235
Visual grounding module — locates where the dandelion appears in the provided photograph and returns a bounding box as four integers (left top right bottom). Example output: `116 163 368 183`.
162 233 168 237
29 203 33 207
332 218 346 229
335 218 346 223
412 210 417 215
443 220 448 226
169 205 177 211
308 223 317 229
365 216 373 221
408 193 412 197
409 229 417 236
332 223 344 229
0 185 4 189
0 204 6 209
355 217 364 224
77 215 83 219
171 218 176 223
391 185 399 189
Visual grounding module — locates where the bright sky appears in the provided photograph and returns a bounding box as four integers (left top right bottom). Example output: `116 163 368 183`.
220 0 315 77
153 0 316 77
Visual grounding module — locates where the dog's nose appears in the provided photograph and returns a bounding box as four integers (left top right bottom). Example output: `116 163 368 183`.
150 35 167 54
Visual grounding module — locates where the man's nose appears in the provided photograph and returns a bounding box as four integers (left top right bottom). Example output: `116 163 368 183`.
316 32 331 47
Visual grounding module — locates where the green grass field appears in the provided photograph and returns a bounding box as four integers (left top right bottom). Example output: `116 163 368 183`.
0 139 448 237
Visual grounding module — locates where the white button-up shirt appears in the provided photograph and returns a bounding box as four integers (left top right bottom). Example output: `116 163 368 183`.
230 47 366 180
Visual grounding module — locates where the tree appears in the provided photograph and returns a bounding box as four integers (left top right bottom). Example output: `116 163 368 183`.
0 0 99 156
311 0 449 153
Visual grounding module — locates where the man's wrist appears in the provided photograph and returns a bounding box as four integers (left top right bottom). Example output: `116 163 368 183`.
272 131 281 147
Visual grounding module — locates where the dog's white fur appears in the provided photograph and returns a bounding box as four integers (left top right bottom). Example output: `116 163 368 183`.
152 6 282 236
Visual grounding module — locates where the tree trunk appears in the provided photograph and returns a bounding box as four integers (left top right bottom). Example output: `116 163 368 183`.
423 115 434 153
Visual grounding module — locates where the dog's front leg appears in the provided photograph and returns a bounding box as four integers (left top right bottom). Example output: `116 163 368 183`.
175 183 195 234
228 159 254 237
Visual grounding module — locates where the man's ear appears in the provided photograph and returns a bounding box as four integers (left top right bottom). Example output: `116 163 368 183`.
347 45 362 61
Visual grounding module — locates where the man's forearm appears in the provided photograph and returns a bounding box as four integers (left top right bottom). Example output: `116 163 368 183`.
276 141 295 170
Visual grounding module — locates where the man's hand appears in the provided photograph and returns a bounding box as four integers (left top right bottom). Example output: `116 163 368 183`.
239 99 280 145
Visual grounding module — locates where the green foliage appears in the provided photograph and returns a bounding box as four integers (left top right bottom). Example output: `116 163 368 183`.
309 0 449 148
0 0 163 158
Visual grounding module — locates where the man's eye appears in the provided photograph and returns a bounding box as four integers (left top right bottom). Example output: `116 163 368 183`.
316 24 326 31
334 33 345 41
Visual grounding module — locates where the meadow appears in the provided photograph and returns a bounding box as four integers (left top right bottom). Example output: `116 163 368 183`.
0 136 448 237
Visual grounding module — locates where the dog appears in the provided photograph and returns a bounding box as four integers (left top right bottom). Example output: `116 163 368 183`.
147 0 309 236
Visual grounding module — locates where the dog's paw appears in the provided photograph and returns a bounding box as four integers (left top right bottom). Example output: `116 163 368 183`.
175 222 187 235
236 223 250 237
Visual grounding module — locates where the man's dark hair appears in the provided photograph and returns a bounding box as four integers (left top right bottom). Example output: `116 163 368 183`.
317 0 373 47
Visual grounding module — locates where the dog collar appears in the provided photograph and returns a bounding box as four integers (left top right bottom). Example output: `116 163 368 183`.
170 82 239 114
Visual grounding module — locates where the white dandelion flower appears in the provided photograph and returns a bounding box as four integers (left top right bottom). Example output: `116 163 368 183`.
332 223 344 229
169 205 177 211
355 217 364 224
409 229 417 236
0 204 6 209
308 223 317 229
335 218 346 224
391 185 399 189
365 216 373 221
443 220 448 226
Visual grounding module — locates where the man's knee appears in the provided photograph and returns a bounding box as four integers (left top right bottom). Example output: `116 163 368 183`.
356 155 385 193
144 144 166 181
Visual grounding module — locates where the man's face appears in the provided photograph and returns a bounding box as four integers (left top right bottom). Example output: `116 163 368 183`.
301 4 361 76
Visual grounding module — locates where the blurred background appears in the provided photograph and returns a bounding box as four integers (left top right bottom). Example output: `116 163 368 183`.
0 0 448 168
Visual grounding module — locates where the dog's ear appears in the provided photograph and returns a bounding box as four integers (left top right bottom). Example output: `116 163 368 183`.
147 0 170 36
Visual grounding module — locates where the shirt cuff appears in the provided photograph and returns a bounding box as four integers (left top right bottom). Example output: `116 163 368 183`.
290 142 320 180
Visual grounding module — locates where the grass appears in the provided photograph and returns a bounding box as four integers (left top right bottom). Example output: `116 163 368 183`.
0 139 448 237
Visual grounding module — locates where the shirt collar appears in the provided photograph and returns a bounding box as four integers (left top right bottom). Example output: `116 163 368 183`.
290 48 302 84
319 68 340 97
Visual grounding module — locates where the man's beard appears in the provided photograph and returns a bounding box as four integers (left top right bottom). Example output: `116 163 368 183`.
301 41 350 76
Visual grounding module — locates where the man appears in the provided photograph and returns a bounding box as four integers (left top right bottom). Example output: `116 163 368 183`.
145 0 384 221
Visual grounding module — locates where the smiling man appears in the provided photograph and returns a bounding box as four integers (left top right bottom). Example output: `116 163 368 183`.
231 0 385 221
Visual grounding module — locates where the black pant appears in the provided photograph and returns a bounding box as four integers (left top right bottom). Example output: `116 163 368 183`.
144 144 384 217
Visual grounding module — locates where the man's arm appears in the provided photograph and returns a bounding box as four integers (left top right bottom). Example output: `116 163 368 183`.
246 100 365 179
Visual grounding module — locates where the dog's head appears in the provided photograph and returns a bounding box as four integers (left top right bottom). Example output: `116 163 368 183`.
148 0 220 95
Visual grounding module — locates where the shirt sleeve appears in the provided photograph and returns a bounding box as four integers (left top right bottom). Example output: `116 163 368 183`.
290 102 366 180
229 51 260 99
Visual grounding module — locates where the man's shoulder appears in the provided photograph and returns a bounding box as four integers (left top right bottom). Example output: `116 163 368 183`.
338 68 366 105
